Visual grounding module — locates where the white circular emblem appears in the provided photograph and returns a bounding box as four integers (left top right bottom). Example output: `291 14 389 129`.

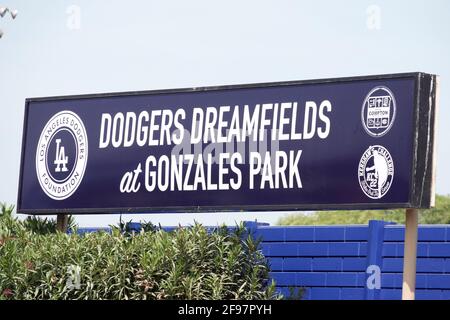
358 145 394 199
361 86 396 137
36 110 88 200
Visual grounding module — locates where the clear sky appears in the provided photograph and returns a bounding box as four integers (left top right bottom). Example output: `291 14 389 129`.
1 0 449 227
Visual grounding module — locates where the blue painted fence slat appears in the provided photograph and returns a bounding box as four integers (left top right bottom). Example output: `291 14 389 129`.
309 287 341 300
283 258 312 271
383 258 446 273
314 227 346 241
384 226 448 242
344 226 369 241
342 258 367 271
284 227 315 241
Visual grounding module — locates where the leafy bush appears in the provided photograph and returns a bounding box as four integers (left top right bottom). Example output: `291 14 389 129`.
23 215 77 235
0 213 278 300
112 219 160 236
0 203 77 237
0 203 24 243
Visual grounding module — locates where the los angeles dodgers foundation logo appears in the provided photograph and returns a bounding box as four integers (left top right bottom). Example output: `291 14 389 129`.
36 111 88 200
361 86 396 137
358 145 394 199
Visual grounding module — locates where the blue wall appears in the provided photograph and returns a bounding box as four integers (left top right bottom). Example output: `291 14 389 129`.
77 220 450 300
250 221 450 300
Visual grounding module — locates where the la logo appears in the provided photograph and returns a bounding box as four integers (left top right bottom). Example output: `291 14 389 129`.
54 138 68 172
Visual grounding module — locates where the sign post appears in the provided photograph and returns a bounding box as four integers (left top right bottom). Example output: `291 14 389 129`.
402 208 419 300
56 214 69 232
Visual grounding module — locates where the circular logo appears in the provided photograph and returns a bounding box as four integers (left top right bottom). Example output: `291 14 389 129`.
36 110 88 200
358 145 394 199
361 86 396 137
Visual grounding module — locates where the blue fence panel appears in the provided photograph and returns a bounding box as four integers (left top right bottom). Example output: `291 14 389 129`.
258 221 450 300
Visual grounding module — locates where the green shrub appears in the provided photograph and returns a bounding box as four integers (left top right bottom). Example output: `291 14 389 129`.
0 203 77 237
0 220 278 300
0 203 24 242
23 215 77 235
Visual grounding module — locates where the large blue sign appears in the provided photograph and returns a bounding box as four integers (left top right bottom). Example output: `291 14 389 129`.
17 73 438 214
